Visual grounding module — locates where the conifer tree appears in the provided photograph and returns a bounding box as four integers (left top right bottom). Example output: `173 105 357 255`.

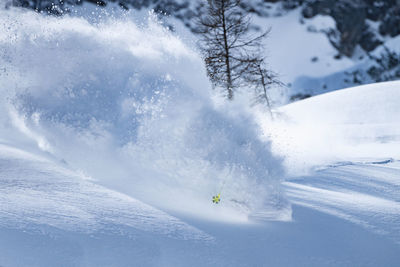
197 0 278 105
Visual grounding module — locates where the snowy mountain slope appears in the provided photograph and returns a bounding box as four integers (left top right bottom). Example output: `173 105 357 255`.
253 7 400 103
285 160 400 245
263 81 400 172
257 81 400 244
1 142 399 266
0 5 400 267
0 143 210 240
255 10 354 85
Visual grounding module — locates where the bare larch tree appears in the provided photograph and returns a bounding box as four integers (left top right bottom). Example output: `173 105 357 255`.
244 58 282 118
197 0 279 106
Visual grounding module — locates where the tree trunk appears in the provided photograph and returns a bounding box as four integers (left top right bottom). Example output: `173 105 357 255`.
221 1 233 100
258 64 273 119
35 0 41 10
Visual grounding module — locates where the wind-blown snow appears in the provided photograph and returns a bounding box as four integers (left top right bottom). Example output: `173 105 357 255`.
0 7 288 222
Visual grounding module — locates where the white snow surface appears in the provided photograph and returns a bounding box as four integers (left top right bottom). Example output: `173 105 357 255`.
264 81 400 173
260 81 400 245
256 9 354 82
0 143 210 239
251 8 356 103
0 6 399 267
251 6 400 103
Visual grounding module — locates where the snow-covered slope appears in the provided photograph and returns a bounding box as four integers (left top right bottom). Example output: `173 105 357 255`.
256 8 400 103
0 143 216 266
2 141 399 266
0 143 209 239
263 81 400 173
1 5 400 267
259 81 400 245
255 10 354 85
1 130 399 266
285 160 400 245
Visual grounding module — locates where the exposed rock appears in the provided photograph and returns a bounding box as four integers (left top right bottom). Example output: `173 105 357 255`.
300 0 400 57
365 0 397 21
6 0 400 60
360 26 383 52
290 93 311 101
379 5 400 37
302 0 367 57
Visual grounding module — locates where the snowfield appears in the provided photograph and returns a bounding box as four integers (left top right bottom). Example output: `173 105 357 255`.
267 81 400 172
0 144 210 239
1 139 399 266
266 81 400 252
0 6 399 267
285 161 400 245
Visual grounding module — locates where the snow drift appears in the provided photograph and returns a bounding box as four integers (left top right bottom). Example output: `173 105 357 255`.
0 143 210 239
0 7 289 221
262 81 400 174
258 81 400 245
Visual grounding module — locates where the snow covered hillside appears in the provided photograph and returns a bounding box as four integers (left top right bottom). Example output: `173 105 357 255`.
252 7 400 103
265 81 400 172
0 143 213 266
0 5 400 267
260 81 400 243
